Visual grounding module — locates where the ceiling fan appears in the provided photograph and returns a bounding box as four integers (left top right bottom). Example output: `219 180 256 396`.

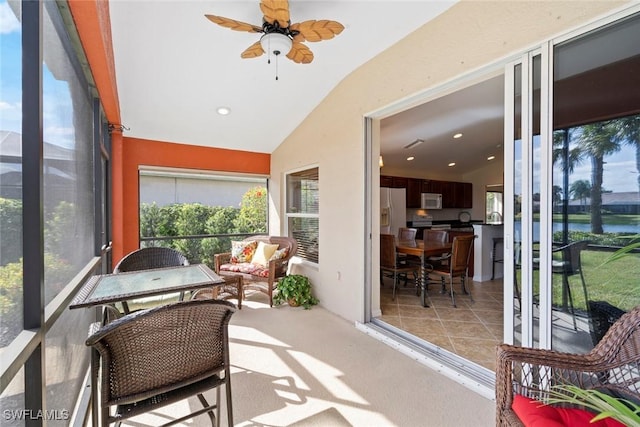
205 0 344 66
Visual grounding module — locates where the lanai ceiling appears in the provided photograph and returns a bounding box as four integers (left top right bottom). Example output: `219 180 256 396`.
109 1 457 153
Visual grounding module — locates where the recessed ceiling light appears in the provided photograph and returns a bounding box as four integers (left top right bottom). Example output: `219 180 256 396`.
487 155 495 161
448 162 456 167
453 133 463 139
407 156 415 161
217 107 231 115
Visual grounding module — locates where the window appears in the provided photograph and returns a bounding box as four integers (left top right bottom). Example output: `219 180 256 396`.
286 167 319 263
139 169 268 265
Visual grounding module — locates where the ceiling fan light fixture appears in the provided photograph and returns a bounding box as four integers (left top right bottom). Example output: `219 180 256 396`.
260 32 292 56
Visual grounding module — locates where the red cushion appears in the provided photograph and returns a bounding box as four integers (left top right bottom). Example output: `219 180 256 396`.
512 395 626 427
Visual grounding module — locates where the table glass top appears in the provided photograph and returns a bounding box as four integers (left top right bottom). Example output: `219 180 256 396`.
89 265 215 300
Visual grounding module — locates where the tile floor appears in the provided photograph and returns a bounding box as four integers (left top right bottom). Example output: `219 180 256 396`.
378 275 504 371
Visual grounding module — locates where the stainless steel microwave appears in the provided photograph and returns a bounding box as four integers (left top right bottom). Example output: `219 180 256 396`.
421 193 442 209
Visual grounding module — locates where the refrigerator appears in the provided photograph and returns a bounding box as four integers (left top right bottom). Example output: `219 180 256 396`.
380 187 407 237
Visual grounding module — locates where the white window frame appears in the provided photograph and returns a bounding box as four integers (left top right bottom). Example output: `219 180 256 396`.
285 165 319 265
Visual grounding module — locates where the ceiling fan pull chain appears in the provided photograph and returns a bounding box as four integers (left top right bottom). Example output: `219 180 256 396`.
267 36 271 64
275 54 279 80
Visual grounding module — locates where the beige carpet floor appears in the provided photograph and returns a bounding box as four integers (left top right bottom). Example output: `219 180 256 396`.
111 291 495 426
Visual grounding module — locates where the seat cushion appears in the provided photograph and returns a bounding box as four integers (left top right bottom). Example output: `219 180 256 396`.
512 395 625 427
219 262 270 278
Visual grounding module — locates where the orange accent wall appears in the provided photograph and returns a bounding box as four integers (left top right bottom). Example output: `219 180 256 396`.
120 138 270 261
68 0 120 124
68 1 272 266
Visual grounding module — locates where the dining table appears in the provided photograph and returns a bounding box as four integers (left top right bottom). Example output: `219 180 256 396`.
70 263 225 427
396 239 452 307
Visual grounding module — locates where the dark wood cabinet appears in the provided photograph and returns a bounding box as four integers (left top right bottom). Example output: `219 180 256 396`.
382 175 472 209
380 175 408 189
380 175 393 187
406 178 422 208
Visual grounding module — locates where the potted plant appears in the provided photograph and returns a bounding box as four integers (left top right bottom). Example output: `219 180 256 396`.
273 274 319 309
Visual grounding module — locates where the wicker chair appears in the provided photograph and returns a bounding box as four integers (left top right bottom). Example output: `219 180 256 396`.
113 247 190 312
496 304 640 426
113 247 189 273
214 236 297 307
86 299 236 427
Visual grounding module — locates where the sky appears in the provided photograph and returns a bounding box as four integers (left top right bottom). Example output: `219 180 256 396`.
1 0 75 150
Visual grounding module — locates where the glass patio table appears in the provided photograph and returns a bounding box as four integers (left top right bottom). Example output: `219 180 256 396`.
70 264 225 311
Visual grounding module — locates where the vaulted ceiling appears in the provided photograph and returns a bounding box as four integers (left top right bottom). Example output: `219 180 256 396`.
109 1 456 153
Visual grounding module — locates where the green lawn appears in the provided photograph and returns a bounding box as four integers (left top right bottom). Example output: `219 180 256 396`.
519 250 640 312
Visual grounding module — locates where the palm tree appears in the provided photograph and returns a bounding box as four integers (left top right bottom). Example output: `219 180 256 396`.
569 180 591 213
617 114 640 192
579 121 625 233
552 185 563 211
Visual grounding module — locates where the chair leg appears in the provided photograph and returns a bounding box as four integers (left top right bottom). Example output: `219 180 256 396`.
196 393 216 426
225 377 233 427
563 275 577 331
392 271 398 301
450 277 456 308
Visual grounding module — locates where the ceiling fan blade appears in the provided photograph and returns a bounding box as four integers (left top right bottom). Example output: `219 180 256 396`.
205 14 262 33
286 42 314 64
241 41 265 59
290 20 344 42
260 0 290 28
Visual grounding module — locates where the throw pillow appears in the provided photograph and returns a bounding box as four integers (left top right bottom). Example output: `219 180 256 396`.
251 242 279 267
231 240 258 263
269 247 289 261
512 394 625 427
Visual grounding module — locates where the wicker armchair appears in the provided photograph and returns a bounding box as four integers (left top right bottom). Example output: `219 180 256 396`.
496 305 640 426
214 235 297 307
86 299 236 427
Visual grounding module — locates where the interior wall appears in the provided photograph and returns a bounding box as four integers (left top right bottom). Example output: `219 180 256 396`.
270 1 629 323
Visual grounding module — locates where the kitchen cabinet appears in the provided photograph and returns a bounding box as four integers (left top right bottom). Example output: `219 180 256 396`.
380 175 408 189
381 175 472 209
406 178 422 208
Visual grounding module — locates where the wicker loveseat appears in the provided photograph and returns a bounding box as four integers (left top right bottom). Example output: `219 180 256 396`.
496 305 640 426
214 235 297 307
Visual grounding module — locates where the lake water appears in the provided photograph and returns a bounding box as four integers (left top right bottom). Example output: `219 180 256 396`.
515 221 639 241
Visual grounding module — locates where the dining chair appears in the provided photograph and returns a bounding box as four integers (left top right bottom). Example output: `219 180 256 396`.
423 229 450 268
86 299 236 427
380 233 421 300
429 234 476 307
398 227 417 240
113 247 190 312
396 228 421 275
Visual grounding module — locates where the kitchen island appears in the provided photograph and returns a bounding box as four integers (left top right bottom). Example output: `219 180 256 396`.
472 223 504 282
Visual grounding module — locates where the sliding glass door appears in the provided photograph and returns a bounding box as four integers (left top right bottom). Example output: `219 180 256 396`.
505 12 640 351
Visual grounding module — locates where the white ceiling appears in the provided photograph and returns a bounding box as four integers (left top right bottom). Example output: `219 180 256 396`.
109 0 457 153
380 74 505 177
